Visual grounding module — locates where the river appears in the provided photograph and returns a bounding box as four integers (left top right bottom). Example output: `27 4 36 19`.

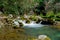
23 22 60 40
14 20 60 40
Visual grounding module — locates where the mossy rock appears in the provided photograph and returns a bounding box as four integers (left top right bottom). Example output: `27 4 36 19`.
29 16 33 20
19 22 23 27
20 16 27 20
29 16 37 21
35 18 41 24
13 26 18 29
32 17 37 21
7 19 13 24
25 19 30 24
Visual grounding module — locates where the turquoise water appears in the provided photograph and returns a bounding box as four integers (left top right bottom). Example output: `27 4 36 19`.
24 26 60 40
18 20 60 40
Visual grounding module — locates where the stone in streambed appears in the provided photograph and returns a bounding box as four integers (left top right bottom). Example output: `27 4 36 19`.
25 19 30 24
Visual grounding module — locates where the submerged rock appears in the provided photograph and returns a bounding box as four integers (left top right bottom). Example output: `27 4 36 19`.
37 35 51 40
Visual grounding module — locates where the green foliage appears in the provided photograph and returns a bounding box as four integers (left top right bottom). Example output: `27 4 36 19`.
0 0 60 16
0 0 46 15
0 0 21 15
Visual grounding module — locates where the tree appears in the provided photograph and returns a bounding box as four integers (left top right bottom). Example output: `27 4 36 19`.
33 0 46 16
45 0 60 14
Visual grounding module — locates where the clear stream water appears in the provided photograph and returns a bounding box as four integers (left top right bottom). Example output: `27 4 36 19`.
14 20 60 40
23 23 60 40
